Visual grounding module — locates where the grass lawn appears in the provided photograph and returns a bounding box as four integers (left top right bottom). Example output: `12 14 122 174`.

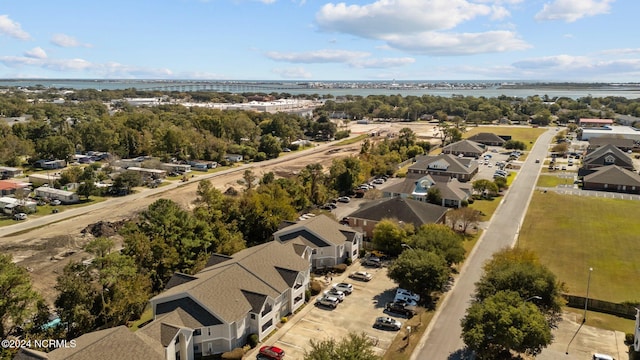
129 307 153 331
536 175 568 188
469 196 502 221
464 126 546 150
564 307 635 334
332 134 368 146
518 192 640 304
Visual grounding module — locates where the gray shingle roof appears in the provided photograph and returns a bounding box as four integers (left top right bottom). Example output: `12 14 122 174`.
442 140 484 155
347 197 449 226
45 326 164 360
409 154 478 176
584 143 634 169
273 214 359 246
584 165 640 186
155 297 222 326
151 241 310 324
466 132 506 144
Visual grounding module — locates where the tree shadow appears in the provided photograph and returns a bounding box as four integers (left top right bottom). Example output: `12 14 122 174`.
447 348 475 360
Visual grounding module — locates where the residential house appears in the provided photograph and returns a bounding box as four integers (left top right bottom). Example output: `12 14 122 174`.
466 132 507 146
35 159 66 170
126 167 167 180
0 166 23 179
346 197 449 238
582 144 634 171
161 163 191 173
28 173 61 187
582 165 640 194
273 214 362 269
0 180 29 196
0 196 37 214
15 326 165 360
224 154 243 163
17 241 312 360
408 153 478 182
383 174 471 208
34 186 79 204
588 137 635 152
441 139 484 158
149 241 311 357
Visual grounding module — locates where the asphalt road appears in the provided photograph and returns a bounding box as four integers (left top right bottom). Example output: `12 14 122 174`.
411 128 557 360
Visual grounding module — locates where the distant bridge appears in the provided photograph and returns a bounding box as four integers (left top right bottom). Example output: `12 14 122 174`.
144 82 309 93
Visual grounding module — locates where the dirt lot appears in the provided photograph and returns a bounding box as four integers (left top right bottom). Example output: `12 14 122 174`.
0 140 366 305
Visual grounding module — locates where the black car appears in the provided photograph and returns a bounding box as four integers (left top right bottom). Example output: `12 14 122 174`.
385 301 416 318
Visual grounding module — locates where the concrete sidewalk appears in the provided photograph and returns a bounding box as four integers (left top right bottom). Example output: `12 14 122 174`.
536 311 628 360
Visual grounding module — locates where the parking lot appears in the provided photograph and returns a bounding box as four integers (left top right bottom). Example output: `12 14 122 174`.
259 262 407 359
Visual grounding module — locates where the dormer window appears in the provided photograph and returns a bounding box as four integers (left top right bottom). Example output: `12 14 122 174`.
604 155 615 165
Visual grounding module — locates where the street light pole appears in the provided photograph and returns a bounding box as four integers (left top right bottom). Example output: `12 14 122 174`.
583 267 593 323
524 295 542 302
401 243 414 251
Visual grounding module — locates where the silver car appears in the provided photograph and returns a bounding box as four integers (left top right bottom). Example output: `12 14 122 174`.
373 316 402 331
324 289 345 302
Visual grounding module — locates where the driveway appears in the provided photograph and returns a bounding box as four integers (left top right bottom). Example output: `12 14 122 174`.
250 262 406 359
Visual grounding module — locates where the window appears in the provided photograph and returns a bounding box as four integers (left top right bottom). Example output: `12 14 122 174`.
262 302 273 316
194 329 201 336
251 313 256 320
261 319 273 332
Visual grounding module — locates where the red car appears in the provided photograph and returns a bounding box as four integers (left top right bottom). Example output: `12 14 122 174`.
258 345 285 360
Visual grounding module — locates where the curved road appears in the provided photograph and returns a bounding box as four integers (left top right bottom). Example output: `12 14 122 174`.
411 128 557 360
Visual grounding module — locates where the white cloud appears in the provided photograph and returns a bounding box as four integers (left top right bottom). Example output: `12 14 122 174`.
272 67 313 79
598 48 640 56
349 57 415 68
0 55 173 78
384 30 531 55
265 49 415 69
24 47 47 59
51 33 92 48
490 5 511 20
265 49 370 63
316 0 492 38
0 15 31 40
535 0 614 22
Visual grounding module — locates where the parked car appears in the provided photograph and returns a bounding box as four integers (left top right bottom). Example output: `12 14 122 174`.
394 294 418 306
320 204 333 210
332 282 353 294
349 271 372 282
50 199 61 206
373 316 402 331
324 289 345 302
337 196 350 203
258 345 285 360
316 295 339 309
372 178 385 184
13 212 27 221
535 159 540 163
385 301 417 318
363 256 382 268
396 288 420 302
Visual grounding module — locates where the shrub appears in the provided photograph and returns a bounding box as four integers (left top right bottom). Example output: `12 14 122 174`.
625 333 635 345
344 258 352 266
305 289 311 302
310 280 323 295
247 333 259 348
281 316 288 323
335 130 350 140
221 347 245 360
332 264 348 273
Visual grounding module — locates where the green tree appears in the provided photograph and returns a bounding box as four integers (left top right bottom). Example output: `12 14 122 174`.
425 187 442 205
304 332 380 360
85 237 115 259
461 290 552 359
0 254 41 339
258 133 282 159
387 249 450 300
299 163 328 205
504 140 527 150
447 207 482 233
372 219 409 256
472 179 499 198
409 224 465 266
474 248 565 316
330 157 363 194
55 262 98 339
113 170 143 194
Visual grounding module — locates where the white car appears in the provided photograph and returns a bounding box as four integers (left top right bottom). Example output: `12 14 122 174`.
332 282 353 294
349 271 372 282
394 294 418 306
13 212 27 221
324 289 345 302
50 199 61 206
316 295 339 308
396 288 420 302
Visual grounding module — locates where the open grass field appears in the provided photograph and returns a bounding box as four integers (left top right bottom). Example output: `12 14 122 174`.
464 126 546 150
470 196 502 221
536 174 568 188
518 191 640 304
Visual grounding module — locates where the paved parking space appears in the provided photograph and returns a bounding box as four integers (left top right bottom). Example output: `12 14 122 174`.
260 263 406 359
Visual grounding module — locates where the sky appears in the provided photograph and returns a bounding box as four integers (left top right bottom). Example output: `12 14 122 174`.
0 0 638 81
